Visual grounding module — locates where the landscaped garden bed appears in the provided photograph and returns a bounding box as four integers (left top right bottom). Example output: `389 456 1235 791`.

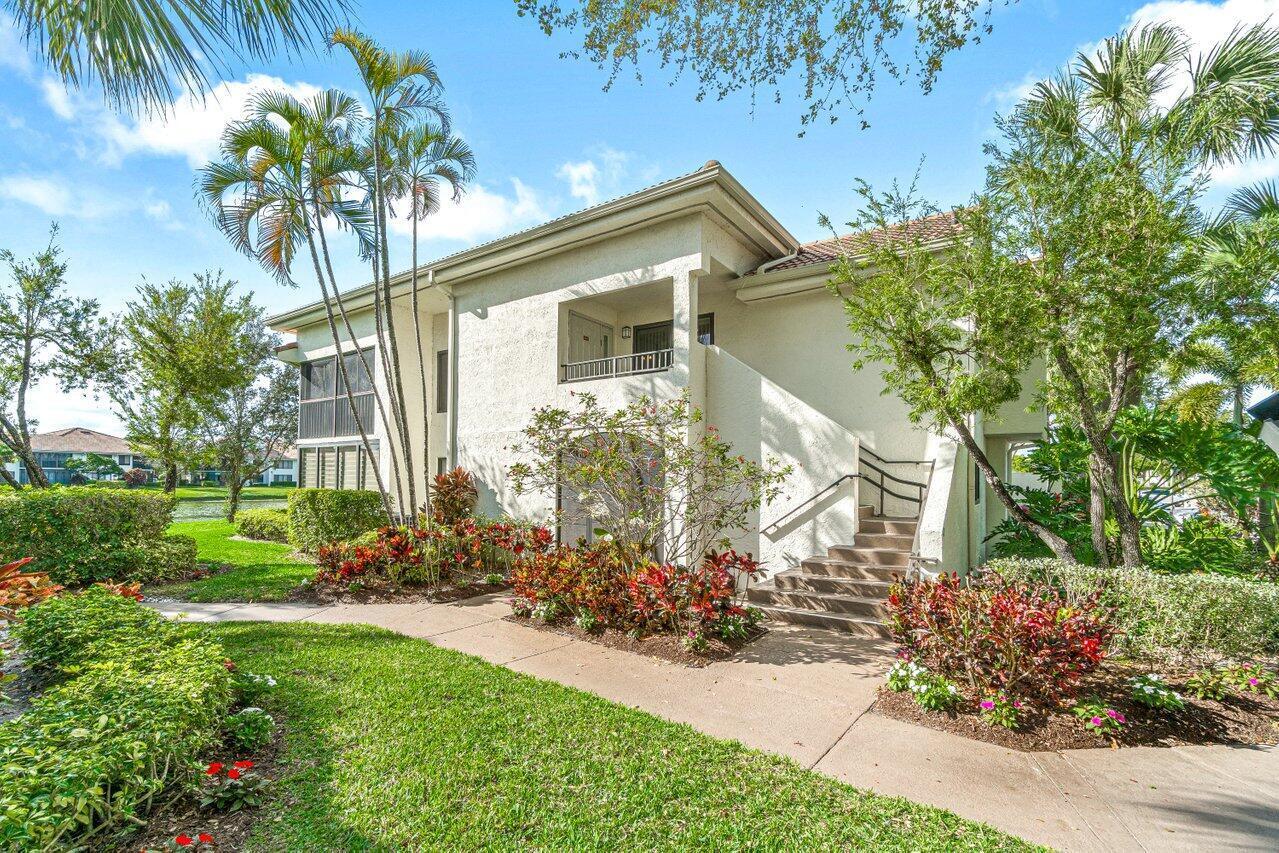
876 558 1279 752
507 612 766 667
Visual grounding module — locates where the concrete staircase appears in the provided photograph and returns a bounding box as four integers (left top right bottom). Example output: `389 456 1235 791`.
746 505 916 638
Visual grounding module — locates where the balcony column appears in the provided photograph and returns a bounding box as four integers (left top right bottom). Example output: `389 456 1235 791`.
670 265 706 442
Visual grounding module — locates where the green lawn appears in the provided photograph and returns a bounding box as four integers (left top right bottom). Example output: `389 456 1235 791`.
150 520 313 602
163 484 296 502
211 621 1033 851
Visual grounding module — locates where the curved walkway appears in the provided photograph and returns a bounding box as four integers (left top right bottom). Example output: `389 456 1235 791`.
149 595 1279 852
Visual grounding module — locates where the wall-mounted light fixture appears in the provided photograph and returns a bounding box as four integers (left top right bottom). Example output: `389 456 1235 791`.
621 325 632 339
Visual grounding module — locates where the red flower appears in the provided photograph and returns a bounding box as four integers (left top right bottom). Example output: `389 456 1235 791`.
198 833 214 844
205 762 223 775
233 760 254 769
175 835 194 847
227 768 241 780
223 659 236 672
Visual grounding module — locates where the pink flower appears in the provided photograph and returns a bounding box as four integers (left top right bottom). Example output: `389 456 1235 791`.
1250 677 1259 686
980 700 995 711
1115 713 1126 724
1090 716 1102 726
1106 709 1118 718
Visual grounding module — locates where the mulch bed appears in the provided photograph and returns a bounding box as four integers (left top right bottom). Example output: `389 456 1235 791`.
874 665 1279 751
287 578 509 605
108 713 287 853
507 614 767 667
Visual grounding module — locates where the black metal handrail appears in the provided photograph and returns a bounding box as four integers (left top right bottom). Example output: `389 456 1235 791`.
761 451 933 537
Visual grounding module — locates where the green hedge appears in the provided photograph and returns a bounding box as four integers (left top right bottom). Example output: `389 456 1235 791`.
287 488 385 552
987 557 1279 662
237 507 290 543
2 589 232 849
0 487 193 586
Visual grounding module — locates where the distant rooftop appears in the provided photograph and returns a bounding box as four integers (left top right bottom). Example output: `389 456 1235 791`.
28 427 132 455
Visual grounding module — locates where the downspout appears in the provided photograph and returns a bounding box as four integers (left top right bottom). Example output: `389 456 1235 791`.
752 247 801 276
440 272 460 470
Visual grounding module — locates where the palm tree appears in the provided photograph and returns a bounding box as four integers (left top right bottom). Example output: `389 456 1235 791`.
8 0 350 111
198 88 403 522
331 28 451 516
388 122 475 502
1168 181 1279 424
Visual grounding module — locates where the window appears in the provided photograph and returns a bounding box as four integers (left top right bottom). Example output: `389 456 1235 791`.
436 349 449 413
299 348 374 439
437 456 448 475
276 459 295 470
697 313 714 345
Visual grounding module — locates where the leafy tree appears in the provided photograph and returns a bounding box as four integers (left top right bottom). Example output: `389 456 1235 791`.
995 22 1279 566
7 0 351 111
203 360 298 521
509 392 790 568
114 273 261 493
65 452 125 480
0 227 114 488
516 0 1012 130
823 182 1078 561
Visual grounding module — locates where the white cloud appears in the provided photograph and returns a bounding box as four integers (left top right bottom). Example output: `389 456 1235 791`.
388 178 549 243
41 73 325 167
0 174 181 226
0 18 32 75
555 146 658 209
557 160 601 205
984 71 1041 115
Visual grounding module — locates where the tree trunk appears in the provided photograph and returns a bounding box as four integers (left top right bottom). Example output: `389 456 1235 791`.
950 416 1077 563
1089 444 1142 566
1233 385 1245 427
18 449 49 488
0 465 21 490
164 462 178 494
1088 458 1111 569
225 480 241 523
410 215 432 518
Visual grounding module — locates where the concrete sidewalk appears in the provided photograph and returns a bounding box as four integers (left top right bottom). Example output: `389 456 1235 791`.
150 595 1279 851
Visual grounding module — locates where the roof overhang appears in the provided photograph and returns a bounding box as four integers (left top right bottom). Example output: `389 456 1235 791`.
733 237 956 303
268 162 798 332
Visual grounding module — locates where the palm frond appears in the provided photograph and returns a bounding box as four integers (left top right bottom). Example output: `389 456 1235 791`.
9 0 351 113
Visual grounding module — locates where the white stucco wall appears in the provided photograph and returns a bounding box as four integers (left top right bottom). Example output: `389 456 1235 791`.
704 345 861 575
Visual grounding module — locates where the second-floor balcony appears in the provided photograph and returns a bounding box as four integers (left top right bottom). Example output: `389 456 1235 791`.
561 348 674 382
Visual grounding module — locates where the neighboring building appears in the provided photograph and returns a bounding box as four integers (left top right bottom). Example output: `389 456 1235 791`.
186 449 299 486
1249 391 1279 454
5 427 151 485
268 161 1047 631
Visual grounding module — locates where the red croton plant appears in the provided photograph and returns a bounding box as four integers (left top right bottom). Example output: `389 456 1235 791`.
887 572 1114 706
0 557 62 620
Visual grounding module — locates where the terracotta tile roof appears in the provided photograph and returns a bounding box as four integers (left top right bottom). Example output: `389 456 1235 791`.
28 427 132 454
763 210 961 273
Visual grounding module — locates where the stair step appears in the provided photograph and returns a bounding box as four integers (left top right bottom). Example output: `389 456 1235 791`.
826 546 910 567
800 557 904 582
772 571 892 597
853 532 914 550
747 586 888 618
753 604 890 638
859 517 919 536
857 504 877 520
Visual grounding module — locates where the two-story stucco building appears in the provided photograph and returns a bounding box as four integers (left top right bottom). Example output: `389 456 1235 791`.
268 161 1045 633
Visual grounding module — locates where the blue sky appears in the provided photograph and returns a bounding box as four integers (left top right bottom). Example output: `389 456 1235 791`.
1 0 1275 433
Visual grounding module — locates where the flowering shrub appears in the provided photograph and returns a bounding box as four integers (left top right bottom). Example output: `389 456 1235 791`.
1185 668 1233 701
143 832 216 851
226 707 274 751
123 467 150 487
1073 699 1126 735
886 572 1113 706
512 541 633 624
200 760 268 812
1225 663 1279 698
886 658 927 692
0 556 62 620
1128 673 1185 711
910 671 961 711
626 551 761 636
978 693 1022 729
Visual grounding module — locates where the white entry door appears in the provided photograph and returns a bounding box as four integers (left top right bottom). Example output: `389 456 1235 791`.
567 312 613 365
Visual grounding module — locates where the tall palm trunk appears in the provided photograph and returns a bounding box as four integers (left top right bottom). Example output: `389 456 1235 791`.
302 207 396 523
410 214 432 516
371 135 418 513
312 201 407 516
